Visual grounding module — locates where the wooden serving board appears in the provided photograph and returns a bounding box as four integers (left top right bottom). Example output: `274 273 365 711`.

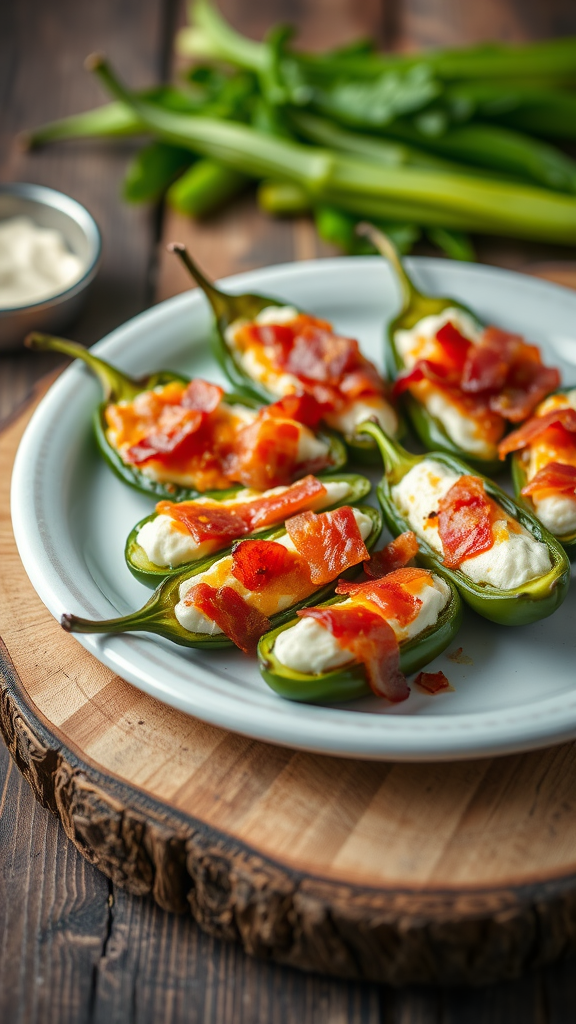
3 381 576 988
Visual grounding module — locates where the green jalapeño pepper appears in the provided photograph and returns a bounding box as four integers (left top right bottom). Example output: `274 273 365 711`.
258 580 462 704
61 505 382 649
125 471 372 587
25 332 347 503
507 387 576 557
358 420 571 626
168 242 403 462
357 223 505 476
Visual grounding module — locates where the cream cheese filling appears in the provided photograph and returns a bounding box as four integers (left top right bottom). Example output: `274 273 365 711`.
273 575 450 676
391 460 551 590
393 309 498 460
524 389 576 536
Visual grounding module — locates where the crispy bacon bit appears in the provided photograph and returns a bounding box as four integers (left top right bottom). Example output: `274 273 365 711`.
415 670 451 694
181 379 224 412
126 410 204 465
393 361 453 397
242 476 327 528
185 582 270 654
156 500 249 544
285 507 369 585
463 328 560 421
336 567 429 627
395 322 559 426
521 462 576 499
110 376 332 490
491 364 560 423
436 322 471 372
498 408 576 459
235 313 385 413
225 415 302 491
266 393 325 428
298 604 409 702
363 532 419 578
438 475 495 568
236 314 332 360
461 326 519 394
230 539 310 592
284 326 360 382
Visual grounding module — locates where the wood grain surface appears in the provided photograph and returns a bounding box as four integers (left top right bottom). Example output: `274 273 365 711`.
4 0 576 1018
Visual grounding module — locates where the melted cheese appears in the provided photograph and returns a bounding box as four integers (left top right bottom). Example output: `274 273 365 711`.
394 309 501 460
227 305 398 439
392 460 551 589
174 509 373 634
273 574 450 675
108 384 330 489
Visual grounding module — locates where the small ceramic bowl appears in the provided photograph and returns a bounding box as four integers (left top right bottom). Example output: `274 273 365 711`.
0 182 101 351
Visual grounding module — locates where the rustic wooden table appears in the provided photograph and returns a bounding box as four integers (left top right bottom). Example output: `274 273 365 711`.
3 1 576 1020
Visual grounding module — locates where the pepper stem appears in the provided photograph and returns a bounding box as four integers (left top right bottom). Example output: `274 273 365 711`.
356 222 417 315
357 420 418 474
25 333 140 402
61 593 169 637
167 243 231 320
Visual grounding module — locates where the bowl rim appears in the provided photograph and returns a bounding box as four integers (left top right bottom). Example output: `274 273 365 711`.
0 181 102 315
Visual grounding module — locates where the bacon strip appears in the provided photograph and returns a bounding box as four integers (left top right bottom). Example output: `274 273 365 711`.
284 326 361 382
266 394 325 428
242 475 327 528
395 323 559 426
286 507 369 585
236 315 385 405
490 363 560 422
126 410 204 465
521 462 576 499
461 326 520 394
185 582 270 654
436 322 471 372
438 475 495 568
363 531 419 578
157 475 328 542
298 604 409 702
498 408 576 459
225 415 302 491
156 500 250 544
230 539 310 593
415 670 451 694
336 567 429 627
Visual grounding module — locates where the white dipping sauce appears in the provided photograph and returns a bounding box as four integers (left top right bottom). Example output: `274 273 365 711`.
0 216 84 308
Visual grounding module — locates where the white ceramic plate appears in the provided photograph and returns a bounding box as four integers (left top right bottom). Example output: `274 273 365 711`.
11 257 576 761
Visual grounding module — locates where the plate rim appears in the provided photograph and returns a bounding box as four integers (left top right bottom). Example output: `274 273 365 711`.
11 254 576 761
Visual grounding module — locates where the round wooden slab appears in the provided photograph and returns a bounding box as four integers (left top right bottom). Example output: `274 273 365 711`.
3 380 576 987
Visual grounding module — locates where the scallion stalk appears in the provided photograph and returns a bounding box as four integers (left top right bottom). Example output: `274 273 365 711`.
88 54 576 244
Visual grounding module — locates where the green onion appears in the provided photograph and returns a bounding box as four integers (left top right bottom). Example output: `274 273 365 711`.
87 54 576 244
166 159 248 216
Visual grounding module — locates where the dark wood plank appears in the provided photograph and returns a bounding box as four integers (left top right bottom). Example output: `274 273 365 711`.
90 887 386 1024
0 739 111 1024
542 955 576 1024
